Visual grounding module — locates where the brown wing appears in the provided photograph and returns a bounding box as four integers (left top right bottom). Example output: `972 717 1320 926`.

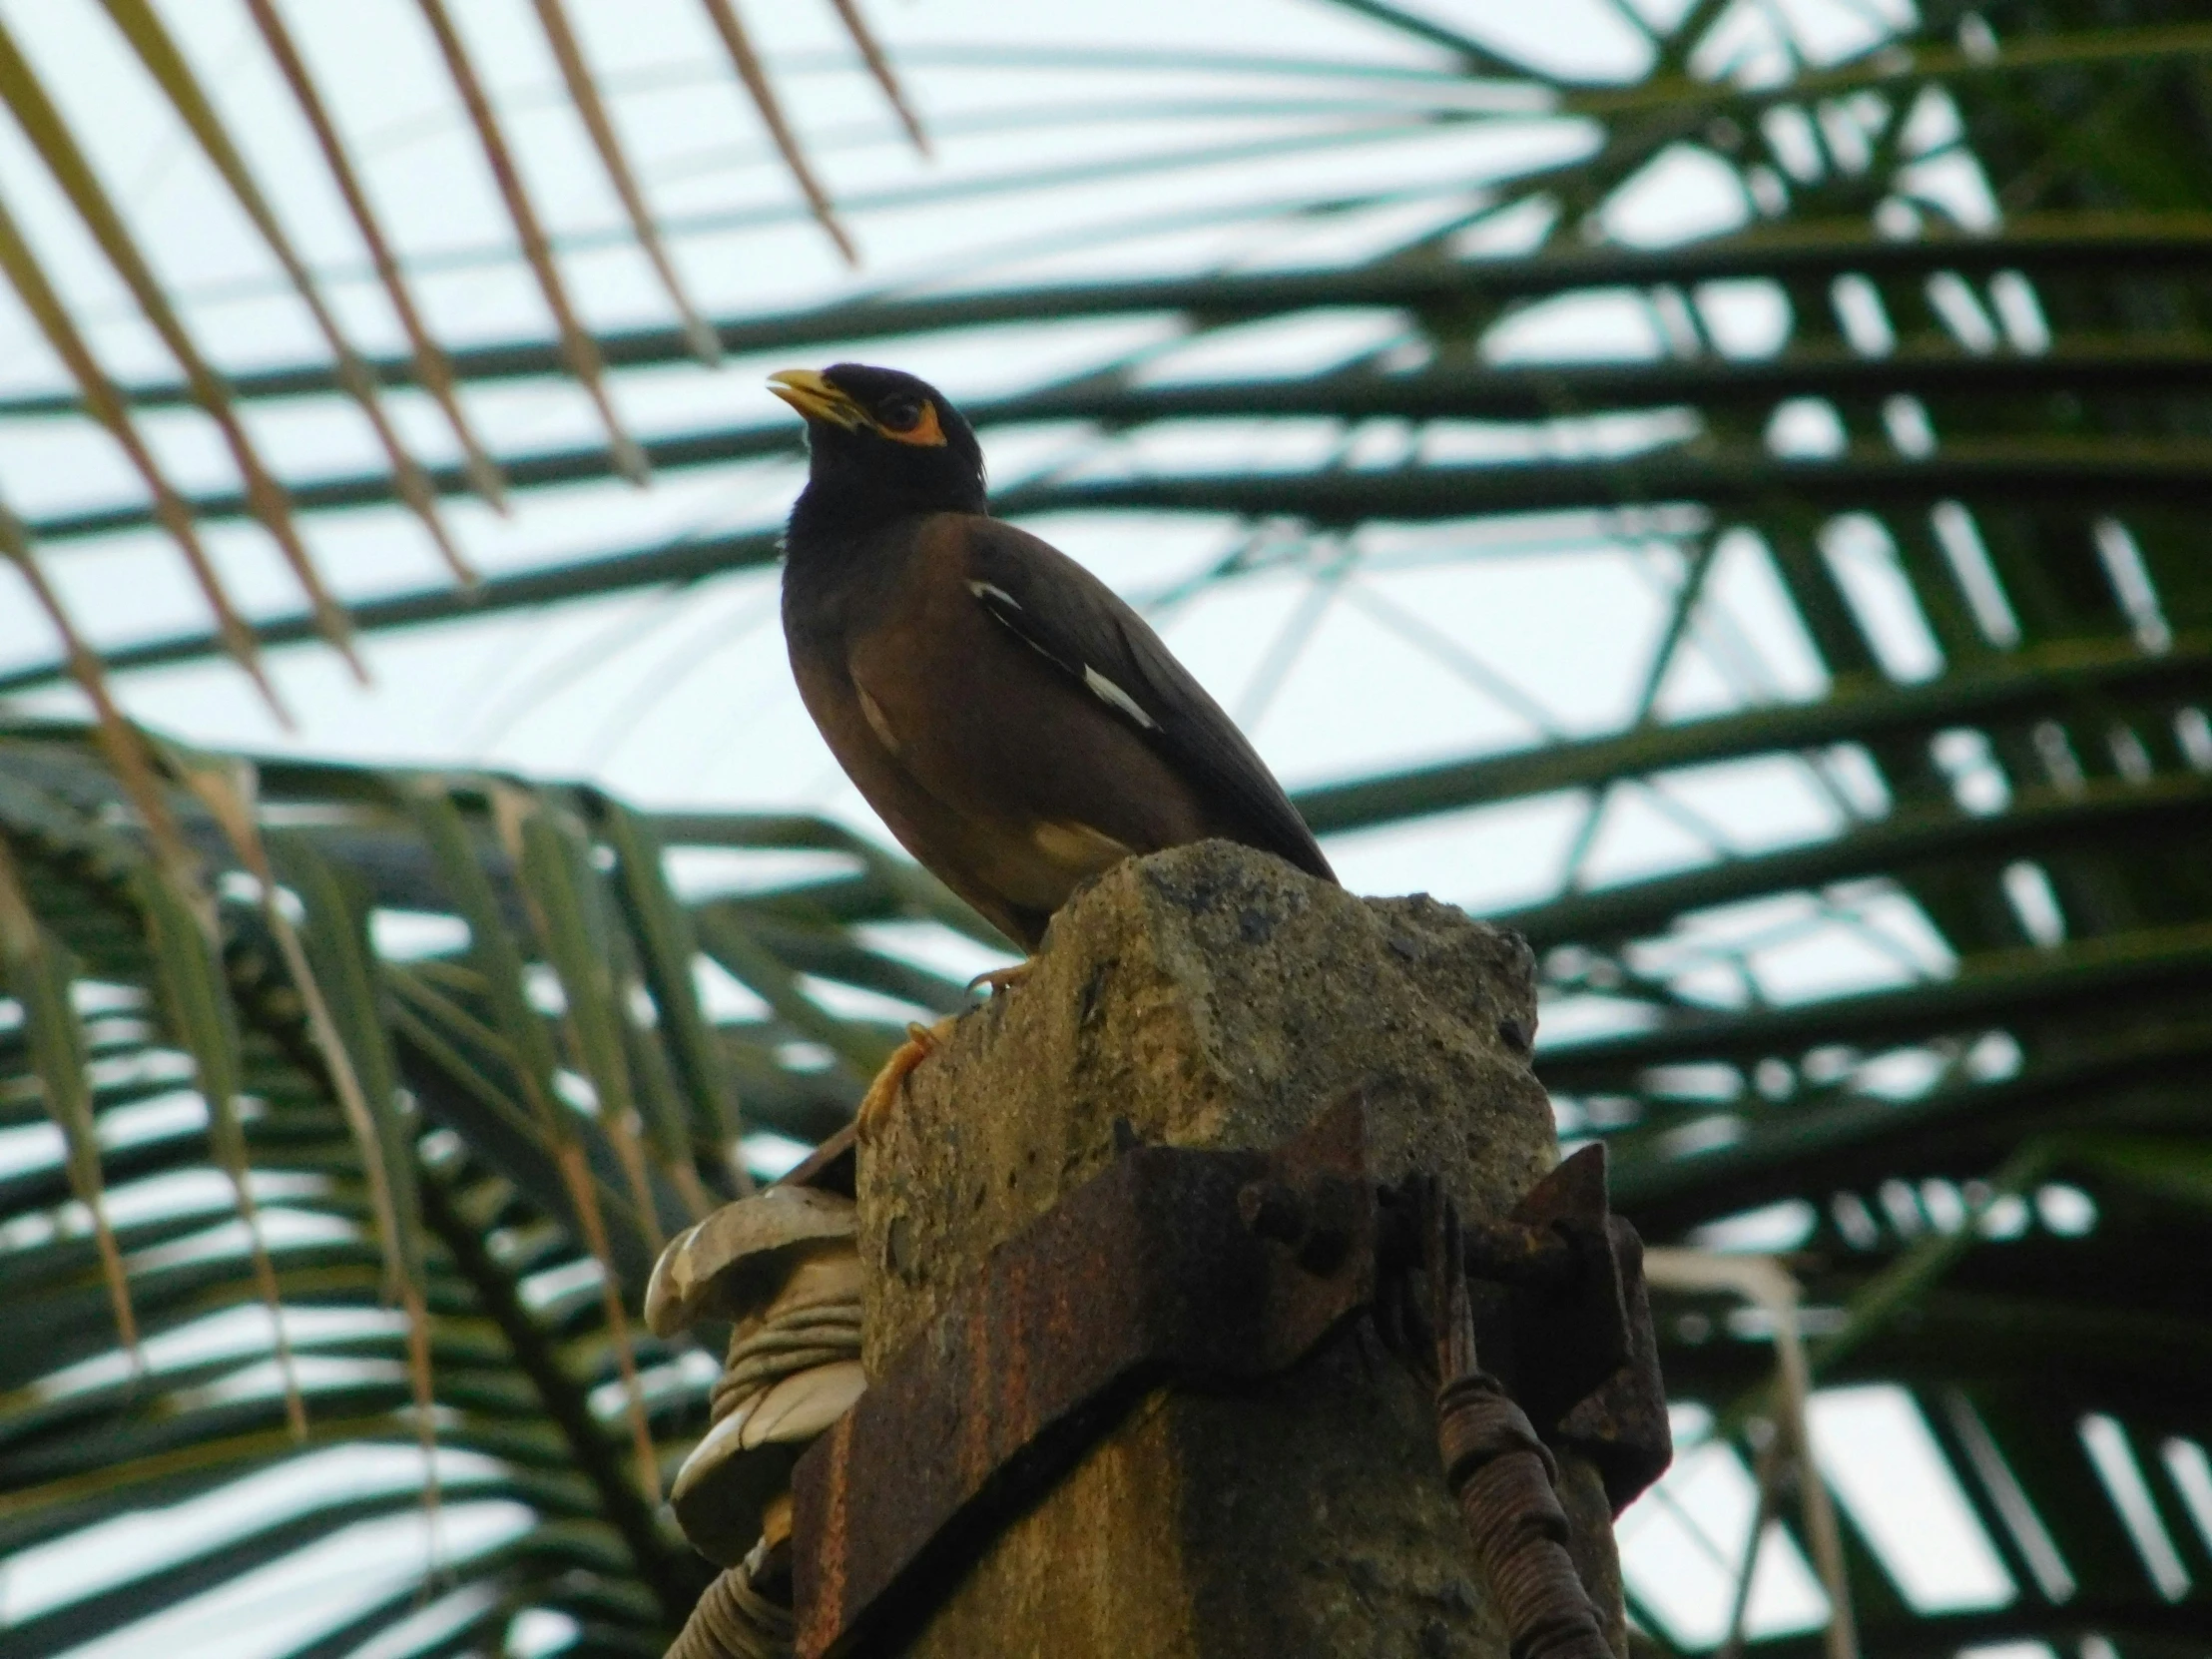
959 518 1335 883
803 515 1198 947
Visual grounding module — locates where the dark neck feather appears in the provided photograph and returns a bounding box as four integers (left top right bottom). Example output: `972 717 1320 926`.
789 437 985 544
783 462 981 566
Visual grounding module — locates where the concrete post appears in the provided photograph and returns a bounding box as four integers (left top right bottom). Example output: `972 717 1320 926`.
855 840 1625 1659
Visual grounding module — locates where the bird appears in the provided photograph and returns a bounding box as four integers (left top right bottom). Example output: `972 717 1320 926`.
770 362 1336 1131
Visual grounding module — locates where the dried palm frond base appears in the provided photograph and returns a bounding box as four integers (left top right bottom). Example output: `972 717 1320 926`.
666 1544 798 1659
649 1173 866 1656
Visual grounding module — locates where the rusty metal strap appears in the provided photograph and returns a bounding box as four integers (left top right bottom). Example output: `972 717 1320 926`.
789 1098 1672 1657
1470 1143 1670 1518
790 1095 1377 1659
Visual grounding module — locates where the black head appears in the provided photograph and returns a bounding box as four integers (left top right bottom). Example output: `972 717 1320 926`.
772 364 986 543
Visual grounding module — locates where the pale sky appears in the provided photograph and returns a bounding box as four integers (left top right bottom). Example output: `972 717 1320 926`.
0 0 2149 1653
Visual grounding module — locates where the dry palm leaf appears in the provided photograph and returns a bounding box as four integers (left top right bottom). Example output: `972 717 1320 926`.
413 0 652 484
0 17 363 680
99 0 477 588
243 0 509 511
531 0 724 365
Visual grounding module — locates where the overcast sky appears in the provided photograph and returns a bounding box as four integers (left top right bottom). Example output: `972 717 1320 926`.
0 0 2125 1652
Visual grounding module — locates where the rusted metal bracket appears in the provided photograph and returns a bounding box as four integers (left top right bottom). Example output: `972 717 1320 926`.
790 1096 1669 1657
792 1094 1376 1658
1441 1142 1672 1517
1420 1174 1617 1659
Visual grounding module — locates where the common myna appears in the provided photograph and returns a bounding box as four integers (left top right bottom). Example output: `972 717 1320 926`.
770 363 1336 1123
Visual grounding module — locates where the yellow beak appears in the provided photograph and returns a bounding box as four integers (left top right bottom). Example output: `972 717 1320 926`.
767 367 867 430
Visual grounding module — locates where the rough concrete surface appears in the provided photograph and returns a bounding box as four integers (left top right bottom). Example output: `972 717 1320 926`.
857 840 1624 1658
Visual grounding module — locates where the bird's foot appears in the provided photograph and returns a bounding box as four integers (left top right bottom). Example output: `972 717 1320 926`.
854 964 1031 1142
855 1016 960 1143
965 960 1034 998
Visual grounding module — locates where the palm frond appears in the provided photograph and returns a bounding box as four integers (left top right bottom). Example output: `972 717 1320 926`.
4 0 2212 1652
0 720 972 1652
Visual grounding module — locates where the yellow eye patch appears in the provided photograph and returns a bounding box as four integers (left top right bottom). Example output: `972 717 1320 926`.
877 401 946 447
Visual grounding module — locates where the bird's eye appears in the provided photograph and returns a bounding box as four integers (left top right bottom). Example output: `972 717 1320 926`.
877 397 924 432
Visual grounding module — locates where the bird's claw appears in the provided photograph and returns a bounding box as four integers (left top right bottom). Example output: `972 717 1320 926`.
855 1016 959 1143
854 965 1032 1142
965 960 1034 999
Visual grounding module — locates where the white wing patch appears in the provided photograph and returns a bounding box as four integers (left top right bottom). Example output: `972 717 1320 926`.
855 684 900 753
969 574 1160 733
1083 666 1159 731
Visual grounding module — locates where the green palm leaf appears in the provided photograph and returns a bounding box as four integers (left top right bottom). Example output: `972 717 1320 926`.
4 0 2211 1653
